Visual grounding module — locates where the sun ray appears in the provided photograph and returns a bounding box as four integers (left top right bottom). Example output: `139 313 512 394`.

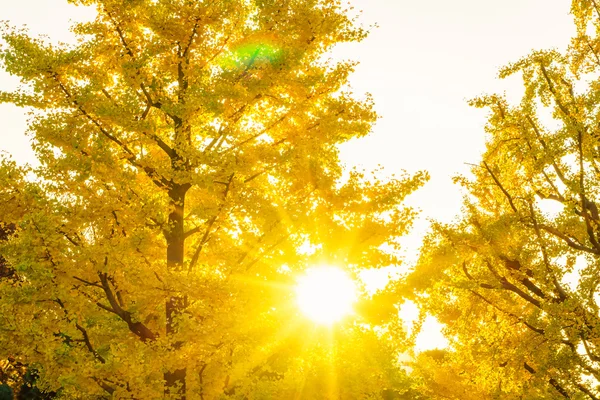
326 328 339 400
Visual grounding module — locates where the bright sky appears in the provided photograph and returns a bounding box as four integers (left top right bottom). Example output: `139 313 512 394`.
336 0 573 350
0 0 575 351
338 0 574 259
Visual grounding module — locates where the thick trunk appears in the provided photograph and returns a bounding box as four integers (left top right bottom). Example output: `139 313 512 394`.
165 184 187 398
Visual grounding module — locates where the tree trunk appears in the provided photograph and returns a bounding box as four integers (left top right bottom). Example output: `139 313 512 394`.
165 184 188 398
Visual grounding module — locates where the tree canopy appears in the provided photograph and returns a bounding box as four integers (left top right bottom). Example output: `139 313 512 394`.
404 1 600 399
0 0 425 398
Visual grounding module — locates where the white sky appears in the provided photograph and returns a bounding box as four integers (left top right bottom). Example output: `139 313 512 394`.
338 0 573 350
0 0 575 350
337 0 574 264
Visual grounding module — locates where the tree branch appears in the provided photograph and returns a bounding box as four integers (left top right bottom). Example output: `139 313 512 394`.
52 74 171 188
539 224 600 255
524 362 571 399
188 173 235 271
484 261 542 309
483 162 518 213
54 298 105 363
97 270 156 342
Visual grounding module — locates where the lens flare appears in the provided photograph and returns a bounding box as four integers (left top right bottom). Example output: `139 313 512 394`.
219 41 282 70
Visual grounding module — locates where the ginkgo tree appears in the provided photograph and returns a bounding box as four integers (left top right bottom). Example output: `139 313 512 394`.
0 0 425 398
404 0 600 399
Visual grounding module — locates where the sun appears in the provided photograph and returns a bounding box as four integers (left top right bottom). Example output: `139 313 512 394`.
296 266 357 325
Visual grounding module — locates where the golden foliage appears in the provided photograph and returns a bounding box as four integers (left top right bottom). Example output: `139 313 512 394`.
0 0 424 398
405 1 600 399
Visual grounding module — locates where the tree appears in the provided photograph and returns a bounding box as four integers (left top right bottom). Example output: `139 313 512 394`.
0 0 426 398
404 1 600 398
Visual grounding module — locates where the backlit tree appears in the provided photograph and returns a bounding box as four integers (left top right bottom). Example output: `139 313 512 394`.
0 0 425 398
405 1 600 398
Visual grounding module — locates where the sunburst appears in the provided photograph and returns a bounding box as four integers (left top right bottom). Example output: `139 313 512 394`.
296 266 357 325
